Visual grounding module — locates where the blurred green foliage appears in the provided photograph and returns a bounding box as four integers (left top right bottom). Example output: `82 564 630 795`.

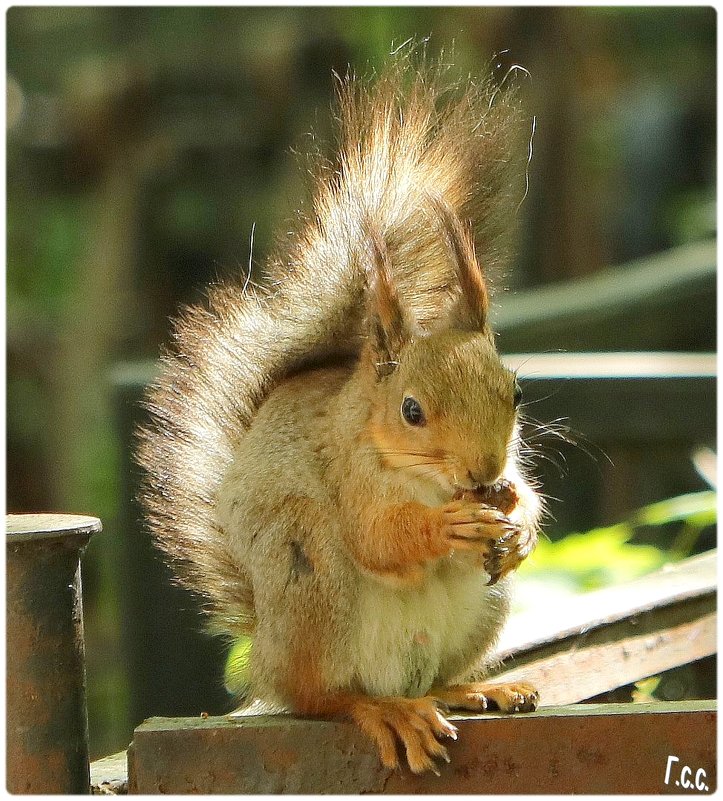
225 636 254 700
516 490 716 608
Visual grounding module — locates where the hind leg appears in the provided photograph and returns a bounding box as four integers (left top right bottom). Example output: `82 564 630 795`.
273 638 458 773
330 692 458 774
250 570 458 774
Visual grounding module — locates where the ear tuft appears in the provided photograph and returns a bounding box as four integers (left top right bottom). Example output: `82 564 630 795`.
362 218 416 378
428 193 489 331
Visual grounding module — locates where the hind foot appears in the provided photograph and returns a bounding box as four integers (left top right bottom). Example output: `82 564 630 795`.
432 681 539 713
349 695 458 774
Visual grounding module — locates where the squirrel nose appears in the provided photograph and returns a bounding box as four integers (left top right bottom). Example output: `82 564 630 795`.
468 457 503 488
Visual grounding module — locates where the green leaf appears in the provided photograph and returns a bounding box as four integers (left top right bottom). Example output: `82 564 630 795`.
518 490 716 599
518 521 666 593
635 491 717 528
633 676 662 703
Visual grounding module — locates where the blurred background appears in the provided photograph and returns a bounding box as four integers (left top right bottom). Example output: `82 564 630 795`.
7 7 716 759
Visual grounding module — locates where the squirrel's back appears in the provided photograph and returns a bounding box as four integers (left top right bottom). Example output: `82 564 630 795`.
136 51 528 636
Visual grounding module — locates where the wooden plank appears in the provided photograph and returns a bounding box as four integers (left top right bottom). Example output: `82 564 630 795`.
497 550 716 656
493 239 716 352
502 352 716 443
490 603 715 707
113 352 716 445
127 701 716 794
488 552 716 705
504 351 716 379
112 350 716 394
496 240 715 331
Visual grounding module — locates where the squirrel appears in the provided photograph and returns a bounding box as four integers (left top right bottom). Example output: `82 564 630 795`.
137 52 542 775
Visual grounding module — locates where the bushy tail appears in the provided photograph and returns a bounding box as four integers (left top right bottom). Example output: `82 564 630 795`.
136 51 528 636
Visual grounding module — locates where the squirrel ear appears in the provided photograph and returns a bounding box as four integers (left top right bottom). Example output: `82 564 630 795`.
429 194 489 331
363 221 415 378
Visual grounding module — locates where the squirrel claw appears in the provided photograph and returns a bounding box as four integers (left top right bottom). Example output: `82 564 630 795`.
479 516 538 581
352 696 457 774
432 682 538 715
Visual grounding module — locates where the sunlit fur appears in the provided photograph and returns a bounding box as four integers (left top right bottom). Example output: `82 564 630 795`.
369 329 518 495
136 51 528 637
137 49 543 774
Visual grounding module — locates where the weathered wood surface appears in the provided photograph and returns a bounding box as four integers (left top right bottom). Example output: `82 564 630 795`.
488 551 716 705
126 701 715 794
498 550 716 654
493 238 715 352
503 351 715 443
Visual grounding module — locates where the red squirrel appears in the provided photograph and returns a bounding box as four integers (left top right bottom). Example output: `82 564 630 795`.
137 53 542 774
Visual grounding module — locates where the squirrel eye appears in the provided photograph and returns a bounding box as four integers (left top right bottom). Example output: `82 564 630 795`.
401 396 426 426
513 381 523 409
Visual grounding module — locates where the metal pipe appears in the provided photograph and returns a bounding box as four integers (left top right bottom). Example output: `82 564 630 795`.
6 514 101 794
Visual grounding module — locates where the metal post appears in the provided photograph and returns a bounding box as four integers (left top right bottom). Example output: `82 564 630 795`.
6 514 101 794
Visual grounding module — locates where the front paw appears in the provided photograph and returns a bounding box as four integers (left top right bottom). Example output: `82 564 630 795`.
433 500 515 560
454 479 519 516
484 521 537 585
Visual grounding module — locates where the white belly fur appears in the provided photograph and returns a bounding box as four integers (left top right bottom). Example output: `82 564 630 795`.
350 562 510 697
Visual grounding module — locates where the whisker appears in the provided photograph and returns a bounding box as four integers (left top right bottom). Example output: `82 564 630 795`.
526 450 568 478
376 449 445 460
387 460 444 470
516 409 613 483
519 389 563 407
521 414 571 431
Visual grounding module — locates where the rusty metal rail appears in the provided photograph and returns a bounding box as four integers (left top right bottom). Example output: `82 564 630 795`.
6 514 101 794
125 701 715 794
